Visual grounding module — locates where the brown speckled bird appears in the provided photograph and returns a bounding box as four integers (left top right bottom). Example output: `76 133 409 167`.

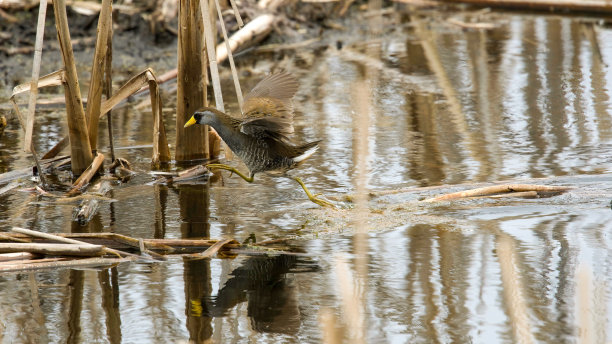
184 72 334 208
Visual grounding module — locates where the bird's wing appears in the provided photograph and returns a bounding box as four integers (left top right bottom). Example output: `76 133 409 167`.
240 72 299 141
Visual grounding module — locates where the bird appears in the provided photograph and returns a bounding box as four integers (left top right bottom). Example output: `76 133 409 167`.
184 72 335 208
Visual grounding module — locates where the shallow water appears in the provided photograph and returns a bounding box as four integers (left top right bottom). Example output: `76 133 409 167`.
2 7 612 343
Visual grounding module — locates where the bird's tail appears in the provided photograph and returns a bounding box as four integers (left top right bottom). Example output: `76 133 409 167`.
293 140 321 163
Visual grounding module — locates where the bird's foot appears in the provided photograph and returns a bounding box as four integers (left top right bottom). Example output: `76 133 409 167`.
292 177 336 208
307 194 336 208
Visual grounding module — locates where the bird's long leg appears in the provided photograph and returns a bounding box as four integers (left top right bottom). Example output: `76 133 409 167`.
206 164 254 183
291 177 335 208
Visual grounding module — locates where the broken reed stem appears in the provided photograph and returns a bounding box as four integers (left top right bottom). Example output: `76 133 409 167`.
36 69 169 163
67 152 105 196
0 252 37 262
29 145 49 188
146 70 171 166
24 0 48 153
0 243 105 256
42 136 69 159
85 0 113 153
422 184 570 202
53 0 94 175
0 257 130 273
11 227 137 259
214 0 244 112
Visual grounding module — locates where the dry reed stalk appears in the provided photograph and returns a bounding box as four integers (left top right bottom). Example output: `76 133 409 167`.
85 0 113 152
24 0 48 153
145 70 172 165
38 69 171 164
0 243 105 256
53 0 94 175
104 19 115 161
0 256 131 273
66 152 105 196
0 257 64 266
486 191 538 199
227 0 243 27
11 227 137 258
422 184 570 202
214 0 243 111
110 233 175 253
201 0 231 159
175 0 209 161
0 252 37 262
11 70 64 96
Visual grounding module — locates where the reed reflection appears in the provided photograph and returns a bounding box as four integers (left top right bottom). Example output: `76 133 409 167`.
178 183 212 343
98 268 121 344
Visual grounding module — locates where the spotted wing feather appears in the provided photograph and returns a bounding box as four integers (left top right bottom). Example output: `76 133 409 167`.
240 72 299 141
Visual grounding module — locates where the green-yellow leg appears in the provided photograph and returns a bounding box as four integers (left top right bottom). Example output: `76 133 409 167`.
292 177 335 208
206 163 254 183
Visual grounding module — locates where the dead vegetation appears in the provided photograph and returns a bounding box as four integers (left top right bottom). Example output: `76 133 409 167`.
0 227 295 273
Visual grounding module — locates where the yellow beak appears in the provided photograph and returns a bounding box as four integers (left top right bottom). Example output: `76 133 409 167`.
184 116 197 128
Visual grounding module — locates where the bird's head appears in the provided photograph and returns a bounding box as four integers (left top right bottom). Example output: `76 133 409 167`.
184 108 219 128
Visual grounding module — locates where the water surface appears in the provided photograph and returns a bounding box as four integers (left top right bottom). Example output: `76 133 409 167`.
1 7 612 343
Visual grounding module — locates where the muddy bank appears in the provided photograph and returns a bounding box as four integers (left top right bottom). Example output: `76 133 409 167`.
0 0 340 101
